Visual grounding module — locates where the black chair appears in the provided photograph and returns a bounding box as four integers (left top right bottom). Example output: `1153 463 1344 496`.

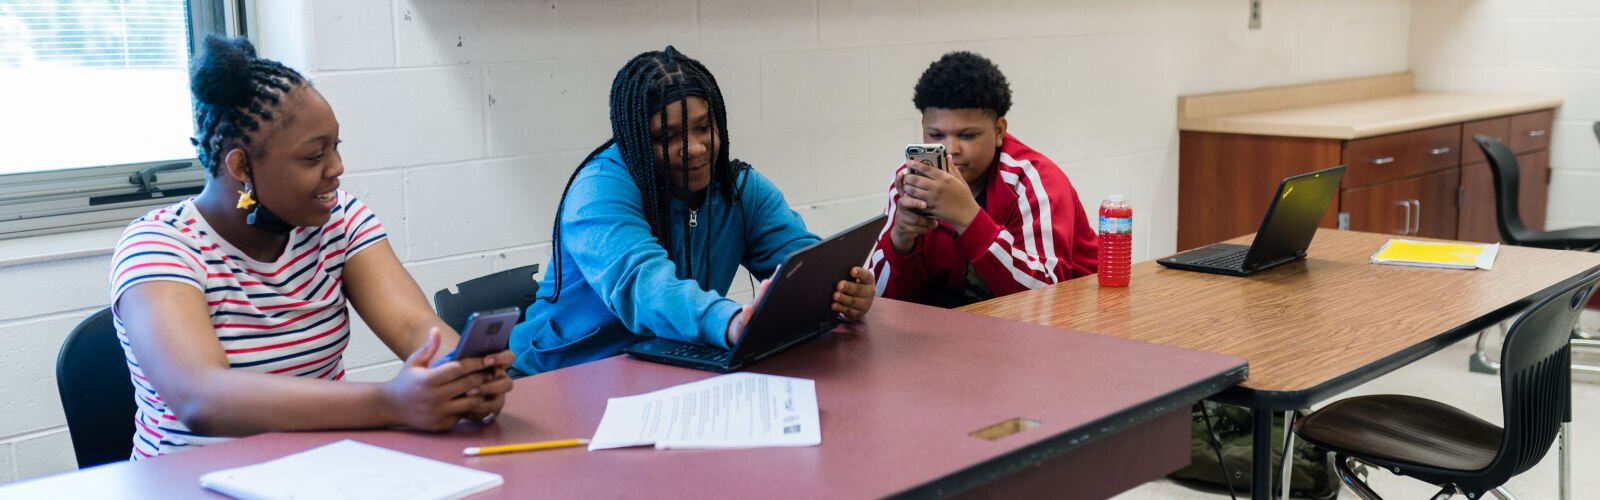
54 307 137 469
1471 135 1600 251
1468 135 1600 377
1293 270 1598 500
432 264 540 333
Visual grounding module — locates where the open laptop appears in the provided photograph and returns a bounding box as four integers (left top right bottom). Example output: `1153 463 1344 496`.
624 214 890 372
1158 165 1345 276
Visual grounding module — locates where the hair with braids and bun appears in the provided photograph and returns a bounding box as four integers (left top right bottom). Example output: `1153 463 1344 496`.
545 46 747 303
913 51 1012 119
189 35 306 176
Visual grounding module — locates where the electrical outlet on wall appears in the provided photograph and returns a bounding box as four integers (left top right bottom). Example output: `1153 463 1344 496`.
1249 0 1262 30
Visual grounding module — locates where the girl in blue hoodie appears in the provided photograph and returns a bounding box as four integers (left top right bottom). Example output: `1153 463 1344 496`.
509 47 877 375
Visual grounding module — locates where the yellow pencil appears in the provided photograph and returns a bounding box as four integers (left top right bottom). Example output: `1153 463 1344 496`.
463 438 589 457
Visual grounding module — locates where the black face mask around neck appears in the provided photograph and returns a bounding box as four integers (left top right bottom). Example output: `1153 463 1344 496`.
245 179 296 234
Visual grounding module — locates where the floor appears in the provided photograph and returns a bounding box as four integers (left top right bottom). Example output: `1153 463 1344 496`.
1113 312 1600 499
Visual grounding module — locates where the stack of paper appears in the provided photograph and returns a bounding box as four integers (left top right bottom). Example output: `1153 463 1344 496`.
1370 238 1500 270
589 372 821 451
199 440 503 500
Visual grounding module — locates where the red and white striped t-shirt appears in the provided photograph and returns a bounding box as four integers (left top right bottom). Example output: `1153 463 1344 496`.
108 190 387 459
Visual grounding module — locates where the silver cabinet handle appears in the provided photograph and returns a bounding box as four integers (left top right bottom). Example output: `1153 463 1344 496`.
1396 200 1412 234
1430 147 1451 155
1373 156 1396 165
1410 199 1421 235
1528 129 1547 137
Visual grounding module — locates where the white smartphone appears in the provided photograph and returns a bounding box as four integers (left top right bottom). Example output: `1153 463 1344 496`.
905 143 948 177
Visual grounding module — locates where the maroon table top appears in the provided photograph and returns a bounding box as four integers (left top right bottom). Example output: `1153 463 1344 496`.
5 299 1245 499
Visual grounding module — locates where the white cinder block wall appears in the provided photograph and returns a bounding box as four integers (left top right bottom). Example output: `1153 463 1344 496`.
1410 0 1600 231
0 0 1410 483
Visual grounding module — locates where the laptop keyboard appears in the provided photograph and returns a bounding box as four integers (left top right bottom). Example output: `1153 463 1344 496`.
1193 250 1248 269
663 343 731 364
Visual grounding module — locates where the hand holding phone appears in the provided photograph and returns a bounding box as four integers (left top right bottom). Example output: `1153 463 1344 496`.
432 307 520 368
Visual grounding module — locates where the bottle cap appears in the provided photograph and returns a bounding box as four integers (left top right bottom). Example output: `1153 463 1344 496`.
1107 194 1124 202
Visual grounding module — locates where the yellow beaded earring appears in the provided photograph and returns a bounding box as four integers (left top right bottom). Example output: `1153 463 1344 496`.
236 183 257 210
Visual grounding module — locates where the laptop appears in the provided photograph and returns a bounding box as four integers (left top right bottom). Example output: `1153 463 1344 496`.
624 214 890 372
1158 165 1345 276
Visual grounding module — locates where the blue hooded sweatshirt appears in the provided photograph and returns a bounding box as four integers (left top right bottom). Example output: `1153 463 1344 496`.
509 144 819 375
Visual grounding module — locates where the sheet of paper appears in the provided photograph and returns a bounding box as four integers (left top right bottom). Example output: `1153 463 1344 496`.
589 372 821 451
199 439 503 500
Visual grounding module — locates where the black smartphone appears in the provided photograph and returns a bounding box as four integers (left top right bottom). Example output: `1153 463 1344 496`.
432 307 520 368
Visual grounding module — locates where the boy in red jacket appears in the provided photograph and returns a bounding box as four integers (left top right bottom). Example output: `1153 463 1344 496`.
870 51 1098 307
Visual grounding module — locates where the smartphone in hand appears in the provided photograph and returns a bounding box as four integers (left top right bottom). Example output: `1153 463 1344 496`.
432 307 520 368
904 143 947 178
903 144 947 216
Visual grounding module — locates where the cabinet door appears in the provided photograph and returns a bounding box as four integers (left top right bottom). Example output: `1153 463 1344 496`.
1342 169 1461 239
1519 150 1549 231
1458 162 1499 243
1456 151 1549 240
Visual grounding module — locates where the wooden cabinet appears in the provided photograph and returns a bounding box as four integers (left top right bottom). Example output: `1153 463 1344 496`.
1456 115 1552 243
1177 109 1555 250
1342 168 1460 239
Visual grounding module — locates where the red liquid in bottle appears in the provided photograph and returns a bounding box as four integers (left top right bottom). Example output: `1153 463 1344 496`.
1098 196 1132 287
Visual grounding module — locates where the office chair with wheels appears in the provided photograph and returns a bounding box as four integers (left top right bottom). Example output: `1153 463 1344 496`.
1293 270 1598 500
54 307 137 469
432 264 540 333
1467 135 1600 377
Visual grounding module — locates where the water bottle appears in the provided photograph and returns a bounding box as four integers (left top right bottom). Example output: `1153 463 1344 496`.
1098 195 1132 287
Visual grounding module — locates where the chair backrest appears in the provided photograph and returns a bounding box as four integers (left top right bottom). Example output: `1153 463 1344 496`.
54 307 136 469
1471 134 1538 245
1472 271 1599 492
433 264 540 333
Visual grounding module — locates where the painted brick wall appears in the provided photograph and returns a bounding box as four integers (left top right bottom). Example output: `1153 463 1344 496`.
1411 0 1600 231
0 0 1409 483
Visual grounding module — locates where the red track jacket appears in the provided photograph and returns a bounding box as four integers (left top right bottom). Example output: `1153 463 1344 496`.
870 133 1098 304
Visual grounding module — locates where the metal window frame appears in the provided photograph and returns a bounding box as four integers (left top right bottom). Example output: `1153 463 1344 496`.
0 0 252 240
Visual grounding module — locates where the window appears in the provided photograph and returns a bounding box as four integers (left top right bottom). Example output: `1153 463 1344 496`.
0 0 248 239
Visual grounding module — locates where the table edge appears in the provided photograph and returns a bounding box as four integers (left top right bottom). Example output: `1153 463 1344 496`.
1209 264 1600 410
889 362 1249 498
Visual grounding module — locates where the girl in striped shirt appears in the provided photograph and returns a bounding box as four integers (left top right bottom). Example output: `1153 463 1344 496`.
109 36 513 459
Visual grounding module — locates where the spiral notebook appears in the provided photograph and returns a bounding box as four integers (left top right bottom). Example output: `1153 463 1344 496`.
199 439 503 500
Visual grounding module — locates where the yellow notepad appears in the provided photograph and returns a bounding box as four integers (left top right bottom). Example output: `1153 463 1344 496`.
1370 239 1500 270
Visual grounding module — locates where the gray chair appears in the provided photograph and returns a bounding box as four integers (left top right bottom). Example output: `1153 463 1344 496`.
54 307 137 468
432 264 540 334
1294 270 1598 500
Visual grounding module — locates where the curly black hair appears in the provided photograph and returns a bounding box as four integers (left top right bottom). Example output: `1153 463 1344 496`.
189 35 305 175
912 51 1012 118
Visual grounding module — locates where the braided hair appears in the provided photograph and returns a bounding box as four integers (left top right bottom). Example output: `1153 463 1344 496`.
189 35 305 176
546 46 744 303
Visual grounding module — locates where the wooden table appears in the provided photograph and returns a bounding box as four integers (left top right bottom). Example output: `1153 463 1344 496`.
3 299 1245 499
961 229 1600 499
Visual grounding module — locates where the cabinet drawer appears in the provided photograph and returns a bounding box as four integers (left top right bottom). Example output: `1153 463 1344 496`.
1509 110 1553 153
1461 117 1511 166
1343 124 1461 188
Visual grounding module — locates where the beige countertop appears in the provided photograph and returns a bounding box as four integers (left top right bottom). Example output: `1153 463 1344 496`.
1178 92 1563 139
